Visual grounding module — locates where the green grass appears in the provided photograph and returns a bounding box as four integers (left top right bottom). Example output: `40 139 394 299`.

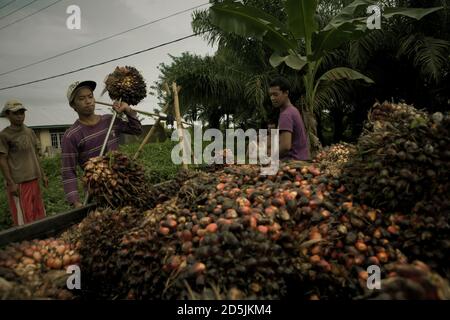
0 154 73 230
0 140 181 231
120 140 180 184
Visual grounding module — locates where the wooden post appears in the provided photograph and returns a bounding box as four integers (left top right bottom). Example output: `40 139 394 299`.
132 101 170 160
172 82 188 170
95 100 191 125
133 84 182 160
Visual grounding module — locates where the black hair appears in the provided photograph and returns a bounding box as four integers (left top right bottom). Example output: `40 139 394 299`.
269 76 291 92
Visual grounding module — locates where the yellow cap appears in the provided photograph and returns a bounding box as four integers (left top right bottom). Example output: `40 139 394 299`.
1 99 27 117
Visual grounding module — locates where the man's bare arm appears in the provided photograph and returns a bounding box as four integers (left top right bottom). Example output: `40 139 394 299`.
0 154 14 185
0 154 18 195
279 131 292 158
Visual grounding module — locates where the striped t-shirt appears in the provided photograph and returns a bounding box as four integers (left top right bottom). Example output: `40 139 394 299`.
61 113 142 205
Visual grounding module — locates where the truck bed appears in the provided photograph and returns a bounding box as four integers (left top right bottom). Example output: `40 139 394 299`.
0 203 96 247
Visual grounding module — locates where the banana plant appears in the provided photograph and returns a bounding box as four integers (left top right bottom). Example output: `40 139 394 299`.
210 0 443 153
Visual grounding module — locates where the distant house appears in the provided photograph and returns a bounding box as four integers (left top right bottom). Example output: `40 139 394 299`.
0 105 157 157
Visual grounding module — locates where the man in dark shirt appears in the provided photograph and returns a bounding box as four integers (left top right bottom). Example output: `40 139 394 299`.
61 80 143 208
0 99 47 225
269 76 310 161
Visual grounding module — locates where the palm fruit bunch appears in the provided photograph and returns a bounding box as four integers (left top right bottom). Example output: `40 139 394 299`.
0 238 81 273
171 286 249 300
314 143 356 164
343 102 450 214
0 275 34 299
313 143 356 177
341 102 450 278
383 211 450 278
0 238 80 299
82 151 155 209
362 261 450 300
103 66 147 105
77 206 148 298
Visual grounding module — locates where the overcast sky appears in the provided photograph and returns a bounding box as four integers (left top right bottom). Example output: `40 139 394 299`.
0 0 216 125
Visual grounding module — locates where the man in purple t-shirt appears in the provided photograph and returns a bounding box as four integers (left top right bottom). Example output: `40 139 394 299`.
61 80 142 208
269 77 310 161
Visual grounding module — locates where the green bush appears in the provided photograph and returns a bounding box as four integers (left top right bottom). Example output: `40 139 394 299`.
120 140 181 184
0 154 75 231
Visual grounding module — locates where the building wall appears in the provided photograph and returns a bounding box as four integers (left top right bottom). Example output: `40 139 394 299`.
37 129 52 153
33 124 165 157
34 128 68 157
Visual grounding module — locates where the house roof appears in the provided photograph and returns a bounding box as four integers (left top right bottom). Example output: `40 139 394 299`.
0 104 155 131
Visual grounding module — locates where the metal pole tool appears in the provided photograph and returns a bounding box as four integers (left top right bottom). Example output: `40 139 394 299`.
83 99 121 206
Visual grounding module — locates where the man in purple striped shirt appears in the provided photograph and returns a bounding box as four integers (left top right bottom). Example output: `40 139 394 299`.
61 80 142 208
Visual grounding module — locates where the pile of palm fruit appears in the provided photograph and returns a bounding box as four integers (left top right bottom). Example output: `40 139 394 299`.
343 102 449 214
360 261 450 300
1 161 448 299
0 238 80 299
341 102 450 276
313 143 356 177
76 160 448 299
0 102 448 300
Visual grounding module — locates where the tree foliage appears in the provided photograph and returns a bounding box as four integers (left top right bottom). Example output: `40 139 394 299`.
153 0 449 147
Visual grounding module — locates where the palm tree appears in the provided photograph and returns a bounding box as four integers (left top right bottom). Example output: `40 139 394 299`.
316 0 449 141
190 1 296 129
340 0 449 139
153 47 304 130
209 0 443 155
152 52 242 128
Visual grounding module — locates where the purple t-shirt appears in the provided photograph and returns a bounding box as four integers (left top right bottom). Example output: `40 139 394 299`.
278 104 310 160
61 113 142 205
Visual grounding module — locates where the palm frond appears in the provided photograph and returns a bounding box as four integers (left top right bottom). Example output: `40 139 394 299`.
244 74 266 111
319 48 348 70
192 9 222 46
348 29 389 68
313 78 359 112
397 34 450 83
